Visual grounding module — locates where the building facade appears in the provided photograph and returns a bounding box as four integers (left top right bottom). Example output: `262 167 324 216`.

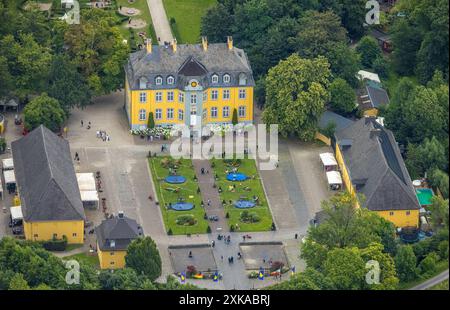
12 126 85 244
124 37 254 132
96 212 143 269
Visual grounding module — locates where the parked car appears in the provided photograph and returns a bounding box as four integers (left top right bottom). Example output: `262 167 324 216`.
12 227 23 235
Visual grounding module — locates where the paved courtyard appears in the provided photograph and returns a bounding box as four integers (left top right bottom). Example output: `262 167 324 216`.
240 242 289 270
169 244 217 274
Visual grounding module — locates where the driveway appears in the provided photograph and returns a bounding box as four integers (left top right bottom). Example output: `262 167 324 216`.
147 0 174 44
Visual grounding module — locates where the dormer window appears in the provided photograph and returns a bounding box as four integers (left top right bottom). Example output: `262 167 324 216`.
155 76 163 85
139 77 148 89
110 240 116 248
211 74 219 84
223 74 231 84
167 76 175 85
238 73 247 86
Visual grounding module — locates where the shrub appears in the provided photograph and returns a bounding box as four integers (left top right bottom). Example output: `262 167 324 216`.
230 225 235 232
206 226 211 233
240 210 260 223
41 236 68 251
225 212 230 219
176 215 196 226
167 228 173 235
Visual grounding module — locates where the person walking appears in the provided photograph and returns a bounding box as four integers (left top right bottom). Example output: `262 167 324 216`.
81 120 84 127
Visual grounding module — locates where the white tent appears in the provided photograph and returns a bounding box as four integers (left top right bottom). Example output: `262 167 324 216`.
80 190 99 203
319 153 338 167
10 206 23 221
356 70 381 84
326 171 343 185
4 170 16 184
76 173 96 191
2 158 14 170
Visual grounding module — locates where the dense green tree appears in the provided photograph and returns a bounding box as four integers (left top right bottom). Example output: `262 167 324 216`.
329 78 356 114
372 57 389 79
98 268 155 290
428 196 449 232
394 245 418 282
23 94 66 132
9 273 30 290
125 237 162 281
263 54 331 140
360 243 399 290
356 36 382 69
295 10 347 59
200 4 233 42
148 112 155 129
325 43 360 87
269 268 334 290
335 0 366 39
418 252 439 276
323 247 366 290
405 137 448 179
0 56 13 98
48 55 92 113
428 169 449 199
390 19 422 76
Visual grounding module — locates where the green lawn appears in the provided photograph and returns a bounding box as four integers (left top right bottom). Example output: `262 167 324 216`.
149 157 208 235
163 0 216 44
116 0 157 46
211 158 273 232
64 252 100 269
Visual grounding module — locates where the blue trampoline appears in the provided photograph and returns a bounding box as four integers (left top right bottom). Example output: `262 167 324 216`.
226 173 248 182
171 203 194 211
165 175 187 184
234 200 256 209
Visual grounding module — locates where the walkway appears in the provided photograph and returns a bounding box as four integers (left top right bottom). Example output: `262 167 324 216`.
146 0 174 44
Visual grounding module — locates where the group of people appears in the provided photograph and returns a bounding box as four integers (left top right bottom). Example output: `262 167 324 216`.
96 130 110 142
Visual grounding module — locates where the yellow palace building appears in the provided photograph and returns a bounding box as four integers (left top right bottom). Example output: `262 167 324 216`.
124 36 254 133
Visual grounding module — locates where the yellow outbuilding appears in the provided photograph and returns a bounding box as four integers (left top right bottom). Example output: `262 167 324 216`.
124 36 254 134
11 125 85 244
96 212 143 270
334 117 420 228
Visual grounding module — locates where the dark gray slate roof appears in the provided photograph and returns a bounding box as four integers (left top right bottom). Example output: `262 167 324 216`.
366 85 390 108
371 29 391 43
96 214 143 251
126 43 254 90
319 111 355 132
12 125 85 222
334 118 420 211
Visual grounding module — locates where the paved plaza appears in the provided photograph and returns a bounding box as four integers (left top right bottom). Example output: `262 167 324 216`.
169 244 217 274
240 242 289 271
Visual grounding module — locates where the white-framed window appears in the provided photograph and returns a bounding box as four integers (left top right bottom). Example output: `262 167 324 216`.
179 92 184 103
223 74 231 84
155 76 163 85
223 106 230 118
139 109 147 121
203 91 207 101
211 107 218 118
178 109 184 120
239 89 246 99
156 92 162 102
211 90 218 100
139 92 147 103
167 108 174 119
167 76 175 85
167 91 174 102
238 106 246 118
223 89 230 100
190 105 197 115
191 94 197 105
155 109 162 120
211 74 219 84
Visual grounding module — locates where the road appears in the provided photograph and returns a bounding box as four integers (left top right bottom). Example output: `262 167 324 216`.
146 0 174 44
410 269 449 290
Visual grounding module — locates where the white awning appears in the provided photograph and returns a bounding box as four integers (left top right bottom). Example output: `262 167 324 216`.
76 173 96 191
2 158 14 170
4 170 16 184
80 190 99 202
10 206 23 221
356 70 381 83
326 171 343 185
319 153 338 167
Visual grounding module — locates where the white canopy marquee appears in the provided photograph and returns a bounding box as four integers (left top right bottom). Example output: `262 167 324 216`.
326 171 343 185
319 153 338 167
2 158 14 170
76 173 96 191
4 170 16 184
10 206 23 221
80 190 99 203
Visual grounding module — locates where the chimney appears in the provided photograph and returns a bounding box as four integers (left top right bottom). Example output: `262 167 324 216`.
172 39 177 53
146 38 152 54
118 211 124 219
227 36 233 50
202 36 208 51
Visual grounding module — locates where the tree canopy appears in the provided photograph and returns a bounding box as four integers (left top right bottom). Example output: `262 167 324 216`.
125 237 162 281
23 94 66 132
